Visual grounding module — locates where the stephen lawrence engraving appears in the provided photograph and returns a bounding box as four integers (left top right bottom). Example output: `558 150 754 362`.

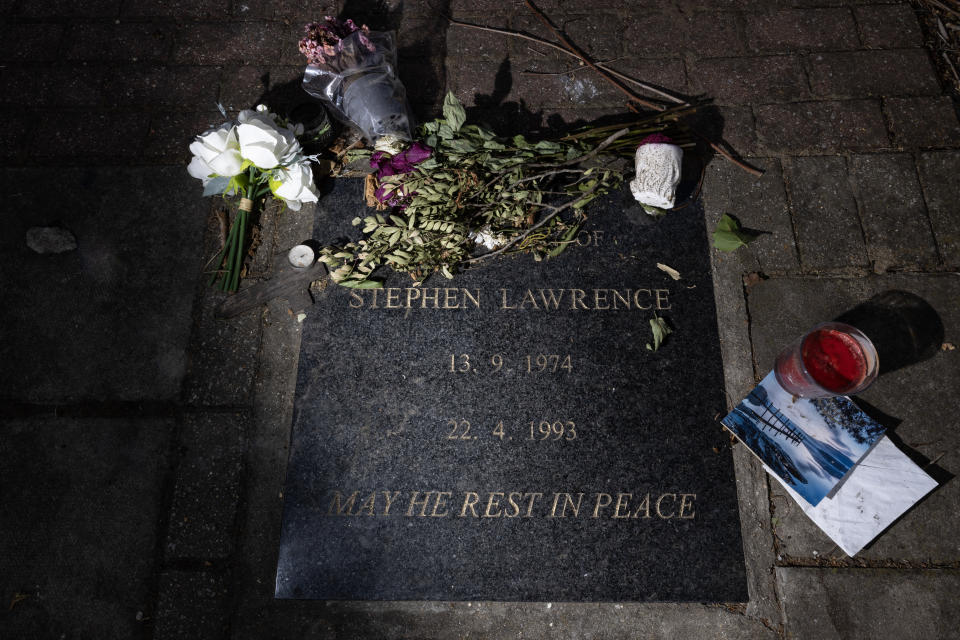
347 287 672 310
324 490 697 520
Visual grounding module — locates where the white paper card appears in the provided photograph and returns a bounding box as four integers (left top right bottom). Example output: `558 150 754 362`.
766 436 938 557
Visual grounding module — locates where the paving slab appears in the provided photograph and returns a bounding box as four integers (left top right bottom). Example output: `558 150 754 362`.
884 96 960 150
0 418 172 639
165 412 246 561
782 155 869 271
850 154 939 271
854 4 924 49
777 567 960 640
153 570 231 640
702 157 799 275
916 151 960 269
232 600 779 640
755 100 889 155
0 167 208 403
747 274 960 562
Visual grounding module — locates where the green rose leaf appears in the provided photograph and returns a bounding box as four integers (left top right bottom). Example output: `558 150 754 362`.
713 213 759 252
442 92 467 133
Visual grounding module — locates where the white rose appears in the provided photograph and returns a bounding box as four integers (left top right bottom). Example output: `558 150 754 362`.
237 109 301 170
629 142 682 210
188 124 243 180
270 161 319 211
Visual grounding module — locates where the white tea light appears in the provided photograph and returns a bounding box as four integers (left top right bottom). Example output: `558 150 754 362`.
288 244 316 268
630 134 682 210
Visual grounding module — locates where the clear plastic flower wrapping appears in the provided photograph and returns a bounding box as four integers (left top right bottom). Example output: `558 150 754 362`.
301 30 413 145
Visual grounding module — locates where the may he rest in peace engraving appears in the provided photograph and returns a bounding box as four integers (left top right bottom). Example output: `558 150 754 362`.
275 179 746 602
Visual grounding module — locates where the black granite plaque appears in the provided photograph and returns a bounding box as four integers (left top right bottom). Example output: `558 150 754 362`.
276 179 746 601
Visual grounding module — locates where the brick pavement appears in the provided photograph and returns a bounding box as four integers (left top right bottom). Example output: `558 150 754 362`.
1 0 958 638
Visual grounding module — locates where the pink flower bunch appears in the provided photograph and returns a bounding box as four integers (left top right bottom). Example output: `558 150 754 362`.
299 16 374 65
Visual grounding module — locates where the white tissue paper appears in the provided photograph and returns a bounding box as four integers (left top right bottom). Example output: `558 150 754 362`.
766 436 938 557
629 142 682 209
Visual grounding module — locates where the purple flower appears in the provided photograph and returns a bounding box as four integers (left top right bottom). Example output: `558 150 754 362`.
369 142 433 207
369 142 432 178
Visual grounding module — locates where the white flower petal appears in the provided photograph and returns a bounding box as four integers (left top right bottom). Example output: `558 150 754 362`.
187 155 215 183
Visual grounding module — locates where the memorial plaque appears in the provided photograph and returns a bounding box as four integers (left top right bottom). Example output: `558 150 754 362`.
276 179 746 601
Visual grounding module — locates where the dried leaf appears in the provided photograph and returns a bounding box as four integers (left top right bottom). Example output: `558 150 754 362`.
656 263 681 280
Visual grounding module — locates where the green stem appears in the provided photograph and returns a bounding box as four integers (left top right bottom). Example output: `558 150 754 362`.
230 208 246 292
220 218 238 292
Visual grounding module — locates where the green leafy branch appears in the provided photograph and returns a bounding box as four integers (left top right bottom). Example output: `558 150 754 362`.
319 93 687 288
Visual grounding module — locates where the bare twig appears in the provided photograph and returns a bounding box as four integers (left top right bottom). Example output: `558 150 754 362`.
447 19 686 105
927 0 960 20
523 0 661 111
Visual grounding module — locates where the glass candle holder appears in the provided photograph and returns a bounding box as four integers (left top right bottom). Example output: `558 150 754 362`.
774 321 879 398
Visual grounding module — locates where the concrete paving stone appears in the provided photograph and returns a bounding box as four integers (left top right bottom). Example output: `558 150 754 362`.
714 105 759 157
398 57 447 115
854 3 924 49
0 109 32 161
233 601 779 639
509 14 575 69
560 13 624 61
180 283 263 408
446 14 512 62
62 22 175 63
689 55 810 105
777 567 960 639
917 151 960 268
31 111 149 161
143 111 225 163
449 0 558 18
173 22 285 66
622 9 697 58
0 66 111 108
0 417 172 640
782 155 869 270
747 274 960 563
745 8 859 53
218 65 305 113
885 96 960 150
850 153 939 270
20 0 120 17
755 100 889 155
165 412 246 560
689 10 747 58
153 570 231 640
280 22 313 67
229 0 338 20
111 65 223 108
808 50 941 99
0 23 64 62
397 16 451 59
122 0 229 18
232 296 306 629
0 167 207 403
448 60 623 112
702 157 800 274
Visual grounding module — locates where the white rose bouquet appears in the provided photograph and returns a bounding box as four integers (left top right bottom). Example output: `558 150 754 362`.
189 105 319 292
